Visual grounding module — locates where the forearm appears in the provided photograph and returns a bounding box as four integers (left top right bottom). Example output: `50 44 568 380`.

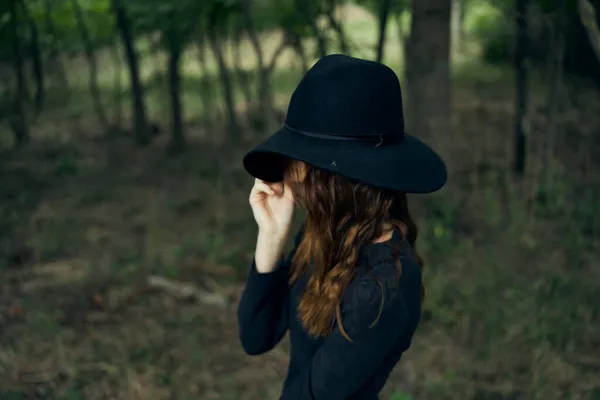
237 255 290 355
254 230 288 273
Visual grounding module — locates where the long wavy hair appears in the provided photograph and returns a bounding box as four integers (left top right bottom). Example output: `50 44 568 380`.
283 160 424 339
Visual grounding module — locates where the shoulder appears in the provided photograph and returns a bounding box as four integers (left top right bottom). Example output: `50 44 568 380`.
354 241 422 297
338 243 420 336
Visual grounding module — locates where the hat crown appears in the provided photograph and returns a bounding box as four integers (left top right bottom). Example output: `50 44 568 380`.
285 54 405 139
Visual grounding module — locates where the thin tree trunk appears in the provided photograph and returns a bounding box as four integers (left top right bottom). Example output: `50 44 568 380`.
405 0 451 139
43 0 69 97
208 22 240 137
9 0 29 146
458 0 466 50
311 26 328 58
578 0 600 63
241 0 274 129
376 0 393 62
395 12 407 51
535 0 565 216
540 0 565 183
514 0 529 176
289 31 309 73
451 0 463 54
232 29 254 110
167 47 185 153
113 0 150 145
23 2 44 113
324 0 349 54
70 0 110 132
30 24 44 113
197 34 216 129
297 0 328 57
111 42 123 126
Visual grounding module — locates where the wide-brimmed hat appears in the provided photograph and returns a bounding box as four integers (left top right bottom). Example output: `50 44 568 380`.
242 54 447 194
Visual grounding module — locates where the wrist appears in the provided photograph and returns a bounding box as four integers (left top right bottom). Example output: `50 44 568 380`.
257 229 288 247
254 231 288 274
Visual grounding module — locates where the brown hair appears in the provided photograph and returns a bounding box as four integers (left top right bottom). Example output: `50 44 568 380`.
284 160 424 339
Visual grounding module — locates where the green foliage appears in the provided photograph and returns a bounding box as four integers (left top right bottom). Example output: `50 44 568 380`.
258 0 311 36
57 387 85 400
464 2 512 63
0 390 23 400
351 0 410 16
33 0 115 52
390 391 413 400
536 0 579 14
463 0 599 72
128 0 205 51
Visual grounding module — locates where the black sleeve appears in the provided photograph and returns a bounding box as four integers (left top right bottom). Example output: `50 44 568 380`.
280 271 408 400
237 227 304 355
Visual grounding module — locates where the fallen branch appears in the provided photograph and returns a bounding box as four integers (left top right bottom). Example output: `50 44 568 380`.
20 260 87 293
146 275 228 307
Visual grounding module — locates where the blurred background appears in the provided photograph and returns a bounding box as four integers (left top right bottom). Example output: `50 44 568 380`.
1 0 599 398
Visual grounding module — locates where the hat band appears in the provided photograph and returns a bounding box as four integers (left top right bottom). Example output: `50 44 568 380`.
284 123 400 148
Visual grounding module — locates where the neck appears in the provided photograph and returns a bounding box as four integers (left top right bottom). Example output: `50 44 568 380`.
372 222 393 244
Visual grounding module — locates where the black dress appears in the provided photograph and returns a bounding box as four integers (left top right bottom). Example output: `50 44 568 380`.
237 227 422 400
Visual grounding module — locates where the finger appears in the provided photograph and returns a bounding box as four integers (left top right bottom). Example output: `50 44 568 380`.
267 181 284 195
283 183 294 201
251 180 275 197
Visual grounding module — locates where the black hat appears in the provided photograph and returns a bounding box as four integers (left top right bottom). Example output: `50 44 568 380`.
243 54 447 194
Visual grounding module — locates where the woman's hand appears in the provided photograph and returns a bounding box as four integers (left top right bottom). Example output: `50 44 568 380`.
249 178 295 238
249 179 295 273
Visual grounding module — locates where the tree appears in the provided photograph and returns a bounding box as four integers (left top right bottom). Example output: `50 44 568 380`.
375 0 393 62
8 0 29 146
240 0 290 130
42 0 69 99
22 1 44 113
514 0 529 176
578 0 600 63
70 0 110 132
404 0 452 140
129 0 208 153
207 1 241 139
113 0 151 145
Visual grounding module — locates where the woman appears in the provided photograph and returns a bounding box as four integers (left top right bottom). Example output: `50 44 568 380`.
237 54 447 400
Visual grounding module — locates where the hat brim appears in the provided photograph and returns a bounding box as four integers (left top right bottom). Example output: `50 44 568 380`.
243 126 447 194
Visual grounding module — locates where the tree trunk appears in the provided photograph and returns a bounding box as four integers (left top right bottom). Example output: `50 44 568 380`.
111 42 123 126
289 31 309 72
451 0 463 54
310 26 328 58
23 2 44 114
113 0 150 145
167 47 185 154
514 0 529 176
376 0 393 62
395 12 406 51
70 0 110 132
324 0 349 54
578 0 600 63
197 33 217 129
208 23 240 137
241 0 275 129
297 0 328 57
405 0 452 140
9 0 29 146
541 0 565 185
43 0 69 97
232 29 254 110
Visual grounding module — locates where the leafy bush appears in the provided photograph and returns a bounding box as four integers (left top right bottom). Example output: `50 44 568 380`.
464 2 513 64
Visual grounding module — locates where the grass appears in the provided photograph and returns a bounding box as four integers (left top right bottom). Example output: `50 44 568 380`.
1 4 600 400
